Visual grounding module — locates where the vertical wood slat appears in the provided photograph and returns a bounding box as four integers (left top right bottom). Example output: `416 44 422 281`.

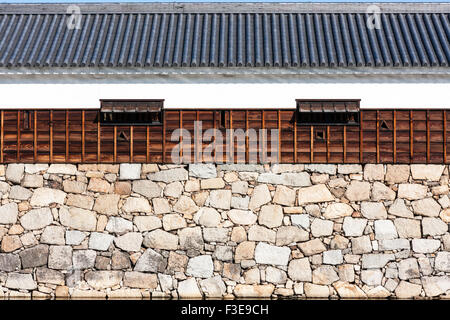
17 111 20 161
376 110 380 163
34 111 37 162
97 113 101 162
426 110 430 163
113 125 117 163
179 110 183 161
393 110 397 163
277 110 281 163
310 126 314 162
196 110 200 163
261 110 264 163
359 111 363 162
326 125 330 162
230 110 233 163
82 110 85 162
245 110 249 163
66 111 69 161
50 110 53 163
0 111 3 163
146 125 149 163
410 110 414 161
130 125 134 162
444 110 447 163
162 111 166 162
294 122 297 163
343 126 347 163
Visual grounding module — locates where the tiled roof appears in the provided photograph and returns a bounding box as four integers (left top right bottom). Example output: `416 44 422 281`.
0 3 449 68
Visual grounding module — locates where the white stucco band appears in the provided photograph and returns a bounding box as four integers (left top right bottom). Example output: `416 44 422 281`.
0 69 449 109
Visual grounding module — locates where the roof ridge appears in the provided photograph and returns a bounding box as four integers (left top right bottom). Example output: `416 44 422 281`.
0 2 449 14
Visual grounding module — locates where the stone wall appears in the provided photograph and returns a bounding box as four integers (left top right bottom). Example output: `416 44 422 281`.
0 162 449 299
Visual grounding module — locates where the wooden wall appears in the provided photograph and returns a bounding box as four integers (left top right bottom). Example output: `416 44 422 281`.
0 109 448 164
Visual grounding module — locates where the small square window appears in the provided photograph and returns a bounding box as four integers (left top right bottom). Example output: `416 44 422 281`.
100 100 163 126
296 99 360 126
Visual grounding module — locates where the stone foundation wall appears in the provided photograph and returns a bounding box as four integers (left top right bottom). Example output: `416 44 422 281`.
0 162 449 299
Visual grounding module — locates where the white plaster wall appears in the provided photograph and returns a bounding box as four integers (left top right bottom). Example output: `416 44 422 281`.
0 71 449 109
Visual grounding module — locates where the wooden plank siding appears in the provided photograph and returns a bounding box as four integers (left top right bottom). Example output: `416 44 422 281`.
0 109 448 164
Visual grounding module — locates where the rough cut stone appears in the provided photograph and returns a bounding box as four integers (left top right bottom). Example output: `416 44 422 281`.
178 227 204 251
122 197 152 214
290 214 310 230
440 208 450 223
189 163 217 179
398 258 420 280
163 213 187 231
119 164 141 180
312 265 339 285
343 217 367 237
25 164 48 174
395 281 422 298
0 202 18 224
105 217 133 234
164 181 183 198
48 246 73 270
411 164 445 181
0 253 21 271
255 242 290 266
273 185 296 206
412 239 441 253
435 252 450 272
144 229 178 250
275 226 309 246
231 181 248 195
227 209 257 225
333 281 366 298
134 248 167 273
338 164 362 174
133 216 162 232
114 233 143 252
388 199 414 218
92 194 120 216
298 239 326 256
87 178 111 193
311 218 334 237
30 188 66 206
47 164 77 175
372 182 396 201
305 164 336 175
186 255 214 278
378 239 410 250
66 194 94 210
374 220 398 240
248 225 276 243
9 185 32 200
73 250 97 269
398 184 427 200
132 180 162 199
323 250 344 265
249 184 271 210
147 168 188 183
345 181 371 201
258 204 283 228
20 207 53 230
298 184 334 205
194 207 221 227
351 236 373 254
394 218 422 238
422 217 448 236
178 278 202 298
60 207 97 231
422 276 450 297
361 269 383 286
1 235 21 252
203 228 228 243
201 178 225 189
208 190 232 210
62 180 86 194
200 276 226 298
65 231 86 246
234 284 274 298
152 198 171 214
88 232 114 251
257 172 311 187
85 271 123 289
6 164 25 184
361 202 388 219
385 165 410 183
5 273 37 290
40 226 65 245
287 258 312 281
411 198 441 217
323 203 353 219
361 254 395 269
36 268 64 285
19 244 49 268
123 272 158 289
22 174 44 188
363 164 384 181
304 283 330 298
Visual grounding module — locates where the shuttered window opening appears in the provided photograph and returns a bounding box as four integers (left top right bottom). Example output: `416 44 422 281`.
100 99 164 125
296 99 360 126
